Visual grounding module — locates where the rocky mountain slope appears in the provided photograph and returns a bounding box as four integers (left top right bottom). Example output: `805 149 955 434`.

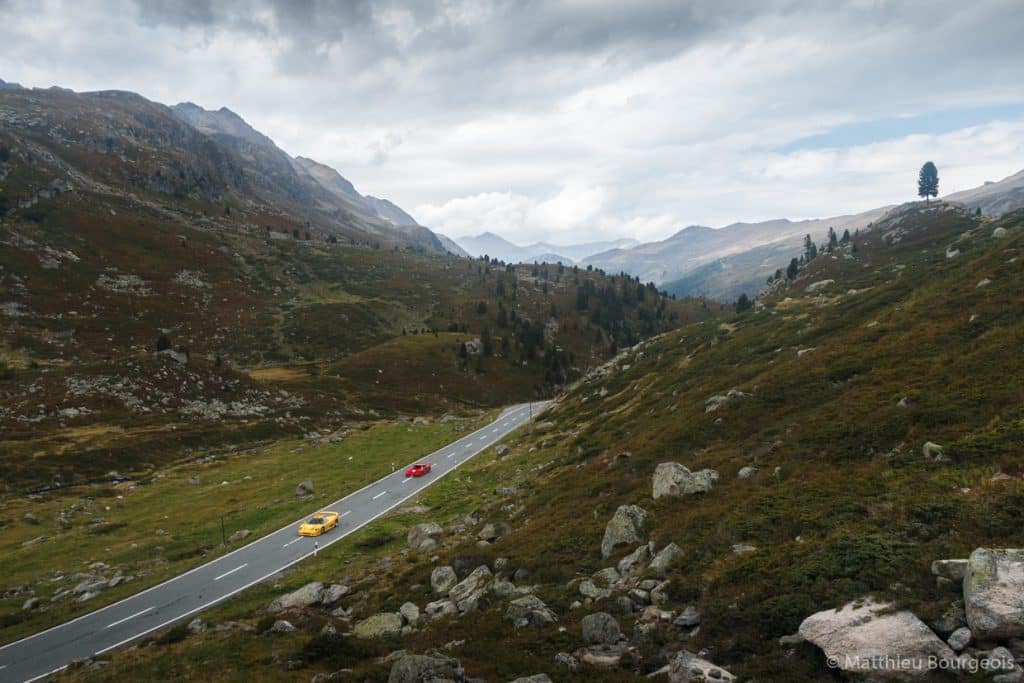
0 86 710 491
585 169 1024 302
42 203 1023 681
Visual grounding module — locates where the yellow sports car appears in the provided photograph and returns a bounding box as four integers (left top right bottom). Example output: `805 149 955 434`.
298 510 340 537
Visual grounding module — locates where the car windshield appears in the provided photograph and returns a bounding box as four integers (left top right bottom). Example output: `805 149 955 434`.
413 464 425 469
308 517 323 525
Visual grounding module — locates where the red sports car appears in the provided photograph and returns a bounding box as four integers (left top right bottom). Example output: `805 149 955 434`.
405 462 432 477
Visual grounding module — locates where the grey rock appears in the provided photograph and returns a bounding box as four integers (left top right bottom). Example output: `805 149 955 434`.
593 567 620 587
22 597 40 610
617 543 652 576
737 466 759 479
495 445 510 457
581 612 621 645
932 600 967 636
187 618 207 634
477 522 509 542
509 676 552 683
799 598 954 677
554 652 579 672
922 441 944 459
353 612 403 639
295 479 314 496
600 505 649 559
269 619 296 633
652 462 718 499
505 595 557 628
387 652 465 683
578 579 610 601
399 602 420 626
408 523 444 553
668 650 736 682
964 548 1024 640
23 512 39 525
228 529 251 543
994 227 1008 238
321 583 351 606
269 581 324 612
424 599 457 620
649 543 684 577
947 626 971 651
675 606 701 627
431 566 458 594
449 565 493 612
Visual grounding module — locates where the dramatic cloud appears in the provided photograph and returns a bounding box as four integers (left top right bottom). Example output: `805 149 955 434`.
2 0 1023 243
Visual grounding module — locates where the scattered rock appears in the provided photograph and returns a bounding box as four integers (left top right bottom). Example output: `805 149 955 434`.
617 543 653 576
269 619 296 633
668 650 736 682
228 529 251 543
399 602 420 626
320 583 351 606
674 606 701 628
509 676 552 683
947 626 971 652
977 278 992 288
578 579 610 601
268 581 324 612
601 505 649 559
737 466 759 479
799 598 954 677
449 566 493 613
704 388 748 413
477 522 510 543
295 479 314 496
187 618 207 634
922 441 945 460
424 599 457 620
21 535 48 547
408 523 444 554
806 279 835 294
23 512 39 525
581 612 621 645
932 559 969 582
554 652 579 671
22 597 40 611
649 543 684 577
993 227 1008 238
505 594 557 628
387 652 466 683
964 548 1024 639
731 543 757 555
353 612 403 639
495 445 510 457
431 566 458 594
652 462 718 499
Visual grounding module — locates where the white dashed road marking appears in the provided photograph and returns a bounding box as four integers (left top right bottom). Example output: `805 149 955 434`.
214 564 248 582
106 607 153 629
371 491 387 500
282 538 301 548
340 511 352 517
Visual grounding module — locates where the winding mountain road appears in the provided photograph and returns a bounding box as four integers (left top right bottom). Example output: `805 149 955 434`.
0 402 547 682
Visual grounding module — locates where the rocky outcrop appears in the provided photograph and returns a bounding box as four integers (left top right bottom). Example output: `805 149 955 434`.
505 595 557 628
600 505 649 558
652 463 718 499
353 612 403 639
268 581 324 612
449 565 493 612
581 612 621 645
668 650 736 682
799 598 954 678
964 548 1024 640
704 389 747 413
407 523 444 554
387 651 466 683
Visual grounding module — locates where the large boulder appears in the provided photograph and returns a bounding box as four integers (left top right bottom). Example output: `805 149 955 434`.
799 598 955 678
506 595 557 628
353 612 403 639
449 565 493 612
320 583 350 606
407 523 444 554
652 463 718 499
964 548 1024 640
600 505 649 559
668 650 736 682
431 566 458 594
268 581 324 612
649 543 684 577
581 612 621 645
387 652 465 683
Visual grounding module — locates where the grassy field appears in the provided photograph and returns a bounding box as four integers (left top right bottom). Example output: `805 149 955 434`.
0 413 493 644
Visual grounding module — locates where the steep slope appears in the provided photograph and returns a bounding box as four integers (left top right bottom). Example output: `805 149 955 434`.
946 168 1024 216
46 202 1023 681
586 209 890 294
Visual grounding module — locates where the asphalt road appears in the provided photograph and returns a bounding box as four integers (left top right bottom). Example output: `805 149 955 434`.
0 402 547 682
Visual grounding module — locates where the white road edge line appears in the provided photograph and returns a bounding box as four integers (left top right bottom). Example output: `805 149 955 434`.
214 564 248 581
14 401 550 683
105 607 153 629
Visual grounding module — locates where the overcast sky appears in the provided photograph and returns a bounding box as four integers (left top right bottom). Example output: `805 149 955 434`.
2 0 1023 244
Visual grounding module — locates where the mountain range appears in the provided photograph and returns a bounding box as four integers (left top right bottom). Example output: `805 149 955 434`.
454 232 639 265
